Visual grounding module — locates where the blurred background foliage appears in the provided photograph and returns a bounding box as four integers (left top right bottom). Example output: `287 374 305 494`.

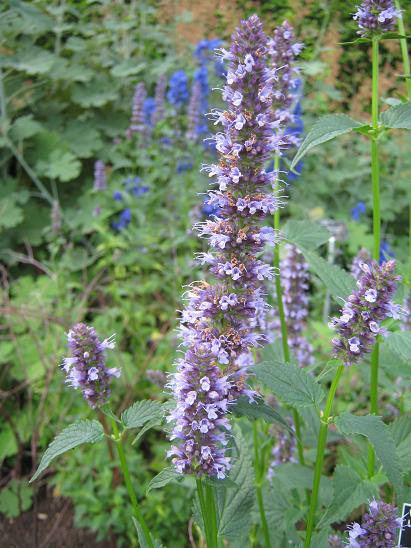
0 0 410 545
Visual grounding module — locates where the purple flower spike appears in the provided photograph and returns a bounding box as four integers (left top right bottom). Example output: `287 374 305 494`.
93 160 107 191
167 14 287 479
353 0 400 36
276 245 313 367
330 260 400 366
267 424 297 481
127 82 147 137
62 323 120 408
346 499 402 547
153 75 167 125
186 80 202 142
351 248 372 280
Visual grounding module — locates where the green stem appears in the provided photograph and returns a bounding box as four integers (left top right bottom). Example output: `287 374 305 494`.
368 36 381 478
110 419 153 548
196 478 218 548
395 0 411 261
252 422 270 548
205 483 218 548
304 365 344 547
273 155 305 466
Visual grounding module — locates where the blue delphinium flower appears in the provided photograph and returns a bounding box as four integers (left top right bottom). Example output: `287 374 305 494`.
380 240 395 263
152 75 167 125
351 201 366 221
113 190 123 202
123 176 149 196
194 38 222 65
167 70 189 108
354 0 400 36
143 97 156 127
62 323 120 408
112 208 131 231
176 158 193 173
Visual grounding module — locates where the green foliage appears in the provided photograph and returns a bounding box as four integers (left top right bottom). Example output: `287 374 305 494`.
231 396 290 429
283 219 330 250
0 479 33 518
146 467 181 495
302 249 357 299
381 103 411 129
121 400 165 430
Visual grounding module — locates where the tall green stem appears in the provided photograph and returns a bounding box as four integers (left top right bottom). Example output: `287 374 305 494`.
253 422 271 548
273 155 305 465
304 365 344 547
196 478 218 548
368 36 381 478
395 1 411 261
110 419 153 548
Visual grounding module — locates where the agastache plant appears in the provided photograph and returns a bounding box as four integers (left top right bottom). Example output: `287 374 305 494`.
346 499 402 547
167 14 283 481
152 74 167 125
93 160 107 191
127 82 147 137
353 0 400 36
351 247 372 279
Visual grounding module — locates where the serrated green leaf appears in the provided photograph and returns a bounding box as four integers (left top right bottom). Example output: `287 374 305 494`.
302 250 356 299
111 60 147 77
291 114 366 169
30 420 104 482
255 361 325 409
385 332 411 363
132 517 163 547
283 220 330 250
71 77 118 107
10 115 44 140
62 121 102 158
216 428 254 542
318 465 378 527
381 103 411 129
146 467 181 495
335 413 403 496
390 416 411 473
5 47 57 74
0 197 24 230
121 400 164 430
231 395 290 430
36 150 81 182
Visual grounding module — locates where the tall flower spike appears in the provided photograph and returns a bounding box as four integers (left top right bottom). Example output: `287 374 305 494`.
351 247 372 280
62 323 120 408
330 260 400 366
275 244 313 367
346 499 402 547
127 82 147 136
353 0 400 36
93 160 107 191
186 80 202 142
152 74 167 125
167 14 286 479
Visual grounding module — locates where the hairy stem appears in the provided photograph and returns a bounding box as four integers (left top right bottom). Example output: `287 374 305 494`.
368 36 381 478
304 365 344 547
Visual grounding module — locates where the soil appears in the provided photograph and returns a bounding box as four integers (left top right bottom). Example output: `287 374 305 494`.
0 488 112 548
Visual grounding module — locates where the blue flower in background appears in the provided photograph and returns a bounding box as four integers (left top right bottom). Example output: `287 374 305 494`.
288 160 304 181
167 70 189 108
112 208 131 231
351 201 366 221
123 176 149 197
193 66 210 135
113 190 123 201
143 97 156 127
380 240 395 264
177 159 193 173
194 38 222 65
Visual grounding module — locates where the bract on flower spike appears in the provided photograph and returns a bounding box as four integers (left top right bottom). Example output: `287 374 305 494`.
62 323 120 408
330 260 401 366
167 14 289 479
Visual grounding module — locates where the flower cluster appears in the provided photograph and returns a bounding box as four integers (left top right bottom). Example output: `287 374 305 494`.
167 15 286 479
351 201 366 221
143 97 156 127
61 323 120 408
330 260 400 366
275 245 313 367
353 0 399 36
127 82 147 136
167 70 189 108
112 177 148 232
152 74 167 125
93 160 107 191
347 499 402 547
351 248 372 279
267 425 296 481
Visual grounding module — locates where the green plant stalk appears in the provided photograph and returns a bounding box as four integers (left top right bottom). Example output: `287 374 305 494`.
273 155 305 466
395 0 411 261
368 36 381 478
110 419 153 548
253 422 271 548
304 365 344 547
196 478 218 548
205 483 218 548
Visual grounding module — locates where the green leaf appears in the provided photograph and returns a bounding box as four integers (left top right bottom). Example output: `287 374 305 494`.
0 479 33 518
291 114 366 169
216 428 254 542
390 416 411 473
283 220 330 250
231 395 290 430
62 121 102 159
30 420 104 482
71 77 119 107
132 517 163 548
385 332 411 364
335 413 403 496
146 467 181 495
6 47 57 74
0 197 24 230
111 60 147 77
255 361 325 409
318 465 378 527
36 150 81 182
302 250 356 299
121 400 164 430
10 115 44 140
263 481 290 534
381 103 411 129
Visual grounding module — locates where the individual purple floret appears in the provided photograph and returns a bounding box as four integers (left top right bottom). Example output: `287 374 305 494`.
267 426 297 481
275 244 313 367
186 80 202 142
62 323 120 408
127 82 147 137
93 160 107 191
167 14 286 479
268 21 304 148
353 0 399 36
346 499 402 547
152 74 167 125
330 260 400 366
351 248 372 279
